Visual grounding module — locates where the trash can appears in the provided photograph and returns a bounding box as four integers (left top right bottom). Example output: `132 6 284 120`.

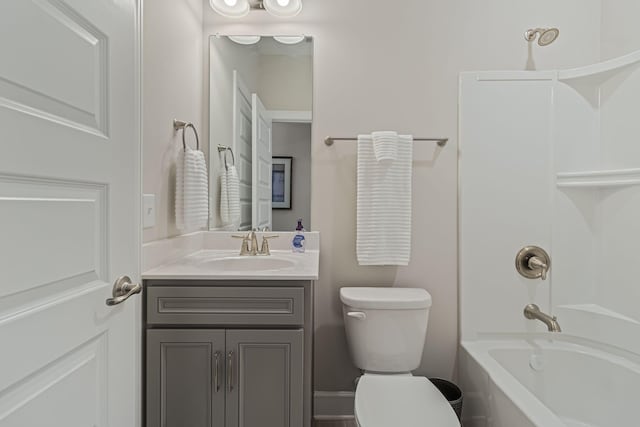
429 378 463 421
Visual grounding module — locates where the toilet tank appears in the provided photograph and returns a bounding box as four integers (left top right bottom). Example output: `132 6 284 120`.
340 287 432 373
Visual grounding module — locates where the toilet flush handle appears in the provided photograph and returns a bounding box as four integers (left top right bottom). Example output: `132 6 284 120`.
347 311 366 319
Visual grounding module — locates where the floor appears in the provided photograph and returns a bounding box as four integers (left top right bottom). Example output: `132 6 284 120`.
313 419 357 427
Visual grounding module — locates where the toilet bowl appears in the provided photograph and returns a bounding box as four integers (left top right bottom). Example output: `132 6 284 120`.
340 287 459 427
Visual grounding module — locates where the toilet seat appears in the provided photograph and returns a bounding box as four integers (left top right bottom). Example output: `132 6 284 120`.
355 375 460 427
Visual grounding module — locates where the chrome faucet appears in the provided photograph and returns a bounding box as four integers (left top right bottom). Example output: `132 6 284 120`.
524 304 561 332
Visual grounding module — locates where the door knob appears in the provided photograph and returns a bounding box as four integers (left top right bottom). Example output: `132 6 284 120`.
106 275 141 306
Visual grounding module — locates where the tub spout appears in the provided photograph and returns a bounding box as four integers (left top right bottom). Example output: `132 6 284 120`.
524 304 561 332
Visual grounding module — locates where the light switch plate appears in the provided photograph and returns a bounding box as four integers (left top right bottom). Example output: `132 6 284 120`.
143 194 156 229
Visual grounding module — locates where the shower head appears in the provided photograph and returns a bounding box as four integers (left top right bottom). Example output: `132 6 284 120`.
524 27 559 46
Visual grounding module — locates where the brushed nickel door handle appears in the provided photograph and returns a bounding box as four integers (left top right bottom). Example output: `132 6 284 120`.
105 276 141 306
213 351 221 392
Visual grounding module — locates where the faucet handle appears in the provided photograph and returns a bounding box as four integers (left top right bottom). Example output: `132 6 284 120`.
259 235 279 255
516 246 551 281
232 234 251 256
232 233 250 243
528 257 548 280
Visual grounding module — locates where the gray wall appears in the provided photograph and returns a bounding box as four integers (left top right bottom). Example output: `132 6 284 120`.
143 0 205 242
258 54 313 111
272 123 311 231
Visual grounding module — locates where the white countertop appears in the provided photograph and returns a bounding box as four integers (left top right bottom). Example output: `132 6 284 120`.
142 231 319 280
142 249 319 281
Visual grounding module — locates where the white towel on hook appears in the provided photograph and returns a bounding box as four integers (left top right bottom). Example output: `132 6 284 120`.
176 147 209 230
357 133 413 265
220 165 241 230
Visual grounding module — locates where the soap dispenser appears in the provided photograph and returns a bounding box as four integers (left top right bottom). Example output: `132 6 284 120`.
292 219 306 253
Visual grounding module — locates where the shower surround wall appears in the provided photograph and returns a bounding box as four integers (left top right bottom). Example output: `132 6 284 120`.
459 71 556 338
460 51 640 353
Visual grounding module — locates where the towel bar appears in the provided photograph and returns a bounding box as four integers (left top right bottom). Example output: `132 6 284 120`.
324 136 448 147
173 119 200 151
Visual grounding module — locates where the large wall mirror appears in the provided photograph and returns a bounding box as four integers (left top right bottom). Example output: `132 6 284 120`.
209 35 313 232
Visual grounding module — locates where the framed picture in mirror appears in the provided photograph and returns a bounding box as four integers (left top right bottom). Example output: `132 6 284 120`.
272 156 292 209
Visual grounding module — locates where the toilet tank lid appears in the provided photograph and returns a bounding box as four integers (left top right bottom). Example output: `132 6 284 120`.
340 287 432 309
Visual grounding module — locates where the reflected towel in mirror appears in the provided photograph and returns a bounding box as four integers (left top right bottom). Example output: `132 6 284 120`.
220 165 241 230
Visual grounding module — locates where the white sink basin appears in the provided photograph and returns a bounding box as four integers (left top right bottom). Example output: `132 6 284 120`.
200 256 296 271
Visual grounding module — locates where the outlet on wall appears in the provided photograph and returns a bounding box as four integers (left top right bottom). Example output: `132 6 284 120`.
143 194 156 229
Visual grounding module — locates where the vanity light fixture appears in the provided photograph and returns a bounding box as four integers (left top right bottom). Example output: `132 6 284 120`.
210 0 302 18
273 35 305 45
209 0 250 18
263 0 302 17
228 35 262 45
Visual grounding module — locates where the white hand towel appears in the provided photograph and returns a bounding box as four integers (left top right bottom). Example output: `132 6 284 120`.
357 134 413 265
220 165 241 230
176 147 209 230
371 130 398 162
175 149 185 230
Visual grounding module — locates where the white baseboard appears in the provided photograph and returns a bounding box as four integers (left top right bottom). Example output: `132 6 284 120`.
313 391 355 420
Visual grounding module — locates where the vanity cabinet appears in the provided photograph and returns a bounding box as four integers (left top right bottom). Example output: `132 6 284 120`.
147 330 226 427
144 280 313 427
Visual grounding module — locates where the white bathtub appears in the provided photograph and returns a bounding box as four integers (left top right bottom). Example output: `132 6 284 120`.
459 337 640 427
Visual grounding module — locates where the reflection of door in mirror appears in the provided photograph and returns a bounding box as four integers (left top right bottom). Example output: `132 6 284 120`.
252 93 272 230
233 71 253 231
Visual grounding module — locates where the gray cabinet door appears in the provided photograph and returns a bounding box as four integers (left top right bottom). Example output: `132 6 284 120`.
147 330 226 427
226 329 304 427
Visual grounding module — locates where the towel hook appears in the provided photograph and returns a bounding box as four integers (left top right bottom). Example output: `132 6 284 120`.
217 145 235 171
173 119 200 151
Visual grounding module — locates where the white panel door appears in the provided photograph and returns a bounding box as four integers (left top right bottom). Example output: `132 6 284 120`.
0 1 140 426
233 70 253 231
251 93 272 231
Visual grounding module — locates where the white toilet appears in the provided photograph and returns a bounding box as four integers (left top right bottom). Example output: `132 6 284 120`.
340 287 460 427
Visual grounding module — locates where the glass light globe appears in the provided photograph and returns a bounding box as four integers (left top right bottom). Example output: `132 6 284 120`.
228 35 261 45
274 35 305 45
263 0 302 17
209 0 249 18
